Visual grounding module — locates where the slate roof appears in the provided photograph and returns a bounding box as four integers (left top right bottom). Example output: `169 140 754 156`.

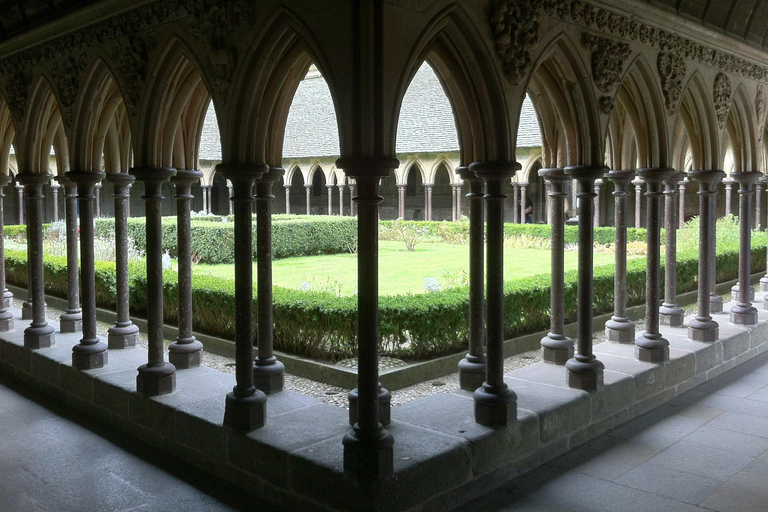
195 62 542 161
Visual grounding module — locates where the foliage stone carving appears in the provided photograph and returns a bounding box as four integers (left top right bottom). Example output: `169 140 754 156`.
56 56 80 108
111 36 150 116
657 52 686 115
3 72 29 123
756 86 766 140
582 33 631 93
713 72 732 129
491 0 543 84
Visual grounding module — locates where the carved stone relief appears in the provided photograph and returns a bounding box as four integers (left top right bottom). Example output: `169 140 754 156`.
713 72 732 129
756 86 766 141
582 33 631 93
3 72 29 124
55 56 81 108
491 0 543 84
111 36 150 116
599 96 614 114
657 52 686 115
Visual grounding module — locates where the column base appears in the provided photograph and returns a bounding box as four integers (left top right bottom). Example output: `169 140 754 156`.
688 317 719 342
540 333 574 364
731 284 755 302
253 357 285 394
761 275 768 292
710 294 723 313
458 354 486 390
565 356 604 392
21 301 32 320
0 310 13 332
473 383 517 426
24 323 54 349
136 362 176 396
223 390 266 432
605 317 635 343
59 310 82 333
168 338 204 369
348 386 391 426
659 305 685 327
4 289 12 309
730 304 758 326
635 334 670 363
108 323 140 349
342 425 394 479
72 340 108 370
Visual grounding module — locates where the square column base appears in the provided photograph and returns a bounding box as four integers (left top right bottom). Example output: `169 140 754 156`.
168 339 203 369
688 322 719 342
473 385 517 426
24 325 54 349
342 427 394 479
223 391 266 432
59 315 82 334
108 326 140 349
349 387 391 426
567 369 604 391
136 363 176 396
731 286 755 302
21 304 32 320
458 357 486 391
253 360 285 394
635 343 669 363
730 307 758 326
0 313 13 332
72 343 108 370
710 297 723 314
540 334 574 364
605 320 635 343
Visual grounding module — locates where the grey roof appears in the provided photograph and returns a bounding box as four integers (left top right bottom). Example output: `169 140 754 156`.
197 62 541 161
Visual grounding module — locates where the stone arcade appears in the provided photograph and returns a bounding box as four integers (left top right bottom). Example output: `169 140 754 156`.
0 1 768 511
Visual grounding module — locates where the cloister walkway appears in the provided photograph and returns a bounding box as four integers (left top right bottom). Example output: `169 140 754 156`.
1 335 766 512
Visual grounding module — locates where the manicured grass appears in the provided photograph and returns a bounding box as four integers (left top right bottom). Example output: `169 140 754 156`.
194 241 617 296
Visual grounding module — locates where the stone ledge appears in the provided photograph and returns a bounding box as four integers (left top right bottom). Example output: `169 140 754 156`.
0 302 766 511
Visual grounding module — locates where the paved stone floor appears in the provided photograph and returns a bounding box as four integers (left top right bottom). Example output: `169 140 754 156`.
458 349 768 512
0 373 281 512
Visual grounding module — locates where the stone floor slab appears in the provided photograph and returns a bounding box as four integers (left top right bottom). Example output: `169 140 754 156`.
644 440 753 481
614 462 721 504
681 424 768 457
608 406 705 449
706 410 768 438
699 471 768 512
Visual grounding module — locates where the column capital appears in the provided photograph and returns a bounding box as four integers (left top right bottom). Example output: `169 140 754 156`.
663 170 686 190
564 164 607 181
17 172 52 190
631 176 644 186
216 162 268 182
336 156 398 178
688 169 726 193
0 174 12 188
539 168 568 195
304 183 312 189
604 169 635 194
130 166 176 184
730 171 761 190
66 169 105 189
637 168 674 196
723 176 734 186
456 166 478 182
105 171 136 196
170 168 203 186
257 167 284 184
760 173 768 185
469 160 520 179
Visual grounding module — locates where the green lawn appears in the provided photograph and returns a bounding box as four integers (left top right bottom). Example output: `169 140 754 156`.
194 241 617 296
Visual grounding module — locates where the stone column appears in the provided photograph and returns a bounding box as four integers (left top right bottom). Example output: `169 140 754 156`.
450 184 457 221
456 184 463 219
94 183 102 218
284 185 291 214
660 172 686 327
678 178 687 229
546 182 552 225
512 183 520 223
227 181 234 215
520 182 528 224
338 184 345 215
539 168 573 363
201 184 208 213
755 181 763 231
305 184 312 214
724 178 733 216
593 179 602 227
709 183 723 314
130 167 177 396
761 176 768 293
53 176 82 332
67 170 108 369
397 185 406 219
564 165 606 391
632 176 643 228
469 161 519 426
457 167 486 389
635 168 673 363
253 168 286 393
605 169 636 342
0 174 13 330
16 182 24 224
51 182 60 222
169 170 204 368
327 184 334 215
688 170 725 341
338 157 396 479
105 173 139 348
219 163 266 431
425 184 433 221
17 173 54 349
730 172 759 324
349 183 357 216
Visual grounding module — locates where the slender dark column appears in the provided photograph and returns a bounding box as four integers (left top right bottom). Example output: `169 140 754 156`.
349 183 357 216
457 167 486 388
327 184 333 215
305 184 311 214
724 178 733 216
679 178 687 229
564 165 606 391
762 175 768 293
730 172 759 324
660 172 686 327
338 184 345 215
470 161 519 426
20 182 32 319
105 172 139 348
0 174 14 331
425 184 433 221
633 176 643 228
688 170 725 341
253 168 285 393
52 176 82 332
219 163 267 431
709 180 723 314
593 179 602 227
227 182 234 215
539 168 573 363
450 184 457 221
94 183 101 218
284 185 291 214
456 184 463 219
51 182 59 222
339 157 396 479
16 183 24 224
512 183 520 223
635 168 673 363
169 169 204 368
17 173 54 349
755 181 763 231
605 169 636 342
398 185 406 219
201 184 208 213
67 170 108 369
520 182 528 224
130 167 177 396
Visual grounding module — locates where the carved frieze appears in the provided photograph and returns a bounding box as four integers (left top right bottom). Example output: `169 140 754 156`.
713 72 732 129
3 72 29 123
54 56 81 108
111 36 150 116
599 96 614 114
657 52 686 115
582 33 631 93
757 86 766 141
491 0 543 84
